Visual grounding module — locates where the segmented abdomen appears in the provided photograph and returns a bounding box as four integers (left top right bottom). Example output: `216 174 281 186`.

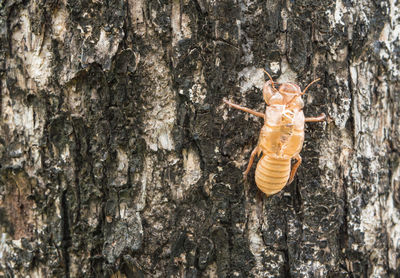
255 155 291 196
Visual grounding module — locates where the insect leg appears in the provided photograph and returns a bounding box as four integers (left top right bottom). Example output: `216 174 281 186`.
305 113 326 122
287 154 302 185
223 100 264 118
243 146 260 179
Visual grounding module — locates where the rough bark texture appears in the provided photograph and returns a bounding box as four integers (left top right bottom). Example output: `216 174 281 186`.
0 0 399 277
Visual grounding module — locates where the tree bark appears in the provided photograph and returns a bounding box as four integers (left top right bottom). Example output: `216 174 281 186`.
0 0 399 277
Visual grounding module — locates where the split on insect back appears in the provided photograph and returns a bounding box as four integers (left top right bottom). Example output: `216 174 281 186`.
223 70 326 197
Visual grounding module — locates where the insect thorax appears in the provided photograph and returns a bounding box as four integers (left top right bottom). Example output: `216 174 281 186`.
260 105 305 159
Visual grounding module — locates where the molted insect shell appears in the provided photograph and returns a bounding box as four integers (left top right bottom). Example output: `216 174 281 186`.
287 97 304 109
223 72 325 197
294 97 304 109
266 105 284 126
263 81 276 104
269 93 284 105
279 83 301 95
293 110 305 129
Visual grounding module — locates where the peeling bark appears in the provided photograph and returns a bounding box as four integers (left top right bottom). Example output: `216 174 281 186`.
0 0 399 277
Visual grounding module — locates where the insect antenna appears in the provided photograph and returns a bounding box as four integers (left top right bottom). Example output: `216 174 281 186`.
286 78 321 105
263 69 278 92
300 78 321 95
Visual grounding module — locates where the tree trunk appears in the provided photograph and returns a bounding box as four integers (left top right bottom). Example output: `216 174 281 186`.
0 0 399 277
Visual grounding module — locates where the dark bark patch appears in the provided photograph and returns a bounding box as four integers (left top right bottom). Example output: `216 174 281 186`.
0 168 35 239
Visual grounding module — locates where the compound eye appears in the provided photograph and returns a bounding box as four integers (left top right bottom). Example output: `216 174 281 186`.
288 97 304 109
295 98 304 108
263 81 275 103
269 93 284 105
